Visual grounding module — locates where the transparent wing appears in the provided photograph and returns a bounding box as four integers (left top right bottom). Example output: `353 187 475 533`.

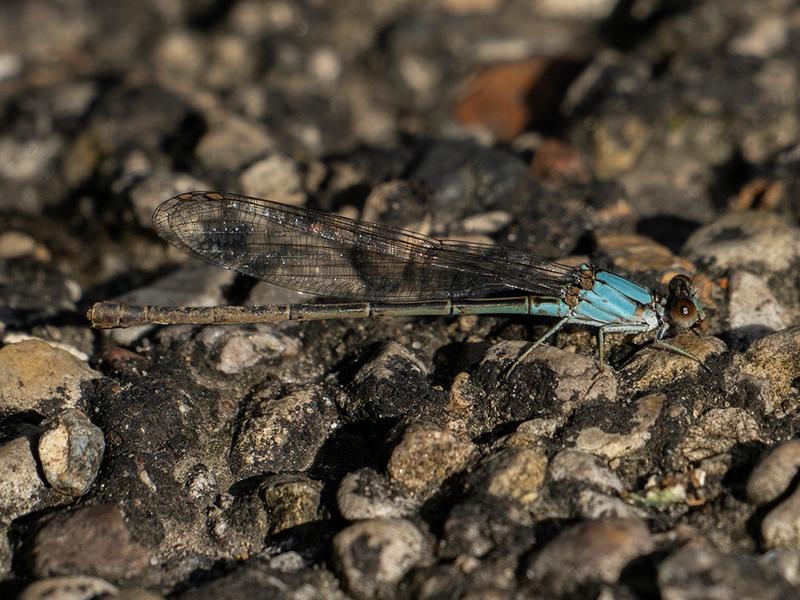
153 191 578 301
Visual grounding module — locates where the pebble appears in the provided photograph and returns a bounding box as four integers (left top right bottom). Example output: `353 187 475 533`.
678 408 762 463
621 334 726 393
0 436 50 523
337 468 418 520
439 493 535 559
129 171 209 229
658 540 795 599
728 271 792 346
525 518 654 595
195 113 275 172
260 474 323 535
207 493 269 559
760 487 800 550
0 340 100 418
387 422 477 499
484 341 618 412
460 210 513 235
19 576 119 600
547 449 624 494
32 504 150 579
574 393 665 459
349 342 442 421
332 518 432 599
594 233 697 274
196 325 301 375
0 230 40 259
729 325 800 414
575 489 647 520
747 440 800 506
104 264 235 346
683 211 800 275
469 447 548 509
230 387 338 477
239 154 305 205
530 138 592 184
38 409 105 496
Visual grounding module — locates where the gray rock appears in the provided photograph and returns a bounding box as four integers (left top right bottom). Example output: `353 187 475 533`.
195 325 301 375
574 393 665 459
337 468 418 520
747 440 800 506
38 408 105 496
678 408 762 463
176 564 346 600
683 211 800 275
0 436 51 523
439 493 535 559
728 271 792 346
129 171 209 229
469 447 548 509
761 488 800 550
548 449 624 494
575 489 647 520
658 541 795 600
260 474 323 534
239 153 305 205
332 518 432 599
207 493 269 559
231 387 338 477
195 113 274 172
524 518 654 595
32 504 150 579
729 325 800 414
19 576 119 600
387 421 477 499
0 340 100 418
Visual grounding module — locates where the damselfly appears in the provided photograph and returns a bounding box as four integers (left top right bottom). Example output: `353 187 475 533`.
87 191 708 373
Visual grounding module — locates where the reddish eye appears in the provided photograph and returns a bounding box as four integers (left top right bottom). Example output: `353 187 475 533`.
669 298 697 328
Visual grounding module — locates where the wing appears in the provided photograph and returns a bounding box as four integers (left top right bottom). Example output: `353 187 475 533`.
152 191 578 301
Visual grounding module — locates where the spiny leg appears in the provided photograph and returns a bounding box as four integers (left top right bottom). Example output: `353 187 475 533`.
503 316 571 380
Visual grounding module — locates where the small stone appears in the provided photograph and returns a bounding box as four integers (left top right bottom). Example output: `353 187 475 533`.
0 230 39 259
32 505 150 579
454 58 567 141
260 474 323 535
38 408 105 496
207 493 269 558
730 325 800 414
575 490 647 520
729 15 788 57
747 441 800 506
658 540 794 599
485 341 618 412
574 393 665 459
19 576 118 600
349 342 443 421
438 0 503 15
548 449 624 494
387 422 477 499
337 468 418 520
531 138 591 184
683 211 800 275
621 334 726 393
0 436 50 523
594 233 697 274
460 211 513 235
332 518 432 599
524 518 654 595
470 447 548 509
195 113 274 172
761 487 800 550
678 408 762 463
728 271 792 346
176 564 344 599
196 325 301 375
439 493 535 559
239 153 305 205
129 171 208 229
0 340 100 418
231 387 338 477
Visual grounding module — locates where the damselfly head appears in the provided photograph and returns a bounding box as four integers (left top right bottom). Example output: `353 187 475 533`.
665 274 705 329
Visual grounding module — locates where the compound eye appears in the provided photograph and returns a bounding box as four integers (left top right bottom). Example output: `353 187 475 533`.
669 274 694 296
669 298 697 328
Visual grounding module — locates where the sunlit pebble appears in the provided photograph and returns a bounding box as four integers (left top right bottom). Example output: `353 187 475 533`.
0 53 22 82
309 48 342 83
